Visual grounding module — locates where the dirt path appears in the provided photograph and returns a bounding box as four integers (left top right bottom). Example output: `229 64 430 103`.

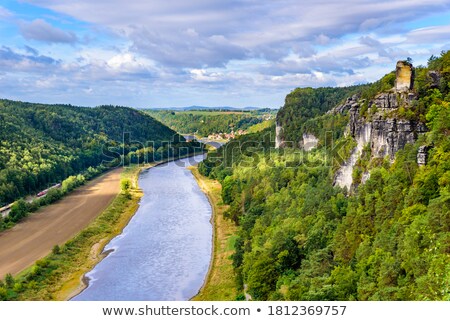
0 168 123 279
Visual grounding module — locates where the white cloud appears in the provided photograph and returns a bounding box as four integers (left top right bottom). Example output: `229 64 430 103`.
0 6 12 19
23 0 450 67
189 69 223 82
406 24 450 43
0 0 448 107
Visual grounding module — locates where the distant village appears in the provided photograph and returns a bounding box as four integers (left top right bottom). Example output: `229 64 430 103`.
207 113 274 140
207 129 247 140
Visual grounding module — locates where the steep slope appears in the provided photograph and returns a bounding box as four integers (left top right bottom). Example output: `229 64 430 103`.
275 85 369 147
332 62 427 190
0 100 194 205
199 51 450 300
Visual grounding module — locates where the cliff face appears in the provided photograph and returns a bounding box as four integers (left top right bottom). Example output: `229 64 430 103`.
334 62 427 190
275 61 427 190
348 92 426 159
275 123 283 148
275 85 366 147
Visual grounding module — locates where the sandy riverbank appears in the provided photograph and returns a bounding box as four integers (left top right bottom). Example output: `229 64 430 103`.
189 166 238 301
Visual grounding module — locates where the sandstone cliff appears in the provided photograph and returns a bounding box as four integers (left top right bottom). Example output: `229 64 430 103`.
275 60 428 191
333 61 427 190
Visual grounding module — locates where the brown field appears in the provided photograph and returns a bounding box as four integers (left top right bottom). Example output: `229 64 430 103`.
0 168 123 279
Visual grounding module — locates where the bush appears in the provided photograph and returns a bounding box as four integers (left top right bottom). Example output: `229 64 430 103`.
45 188 63 203
5 274 14 288
52 245 61 255
9 199 29 223
121 178 131 192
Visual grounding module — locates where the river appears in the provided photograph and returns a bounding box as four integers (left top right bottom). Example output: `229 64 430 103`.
73 155 212 301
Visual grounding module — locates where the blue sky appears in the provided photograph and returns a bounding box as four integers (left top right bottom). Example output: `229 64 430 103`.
0 0 450 108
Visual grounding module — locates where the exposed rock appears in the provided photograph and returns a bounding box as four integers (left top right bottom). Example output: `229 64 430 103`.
372 92 399 109
428 70 441 89
417 145 430 166
336 110 427 190
335 61 427 190
275 123 283 148
328 94 361 114
334 123 371 190
395 61 414 92
361 172 371 184
302 133 318 151
350 115 426 161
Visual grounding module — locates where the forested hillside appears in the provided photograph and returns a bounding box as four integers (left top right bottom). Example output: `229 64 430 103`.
0 100 197 206
199 51 450 300
145 109 275 137
276 85 370 143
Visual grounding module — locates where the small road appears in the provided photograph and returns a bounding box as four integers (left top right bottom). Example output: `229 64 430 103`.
0 168 123 279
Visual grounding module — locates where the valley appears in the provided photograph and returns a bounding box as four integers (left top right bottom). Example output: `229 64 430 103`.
0 52 449 302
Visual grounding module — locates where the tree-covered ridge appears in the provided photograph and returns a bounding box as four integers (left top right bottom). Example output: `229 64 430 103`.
199 51 450 300
276 85 370 143
145 109 275 137
0 100 190 206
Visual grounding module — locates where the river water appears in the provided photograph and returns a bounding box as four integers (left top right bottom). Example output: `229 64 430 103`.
73 155 212 301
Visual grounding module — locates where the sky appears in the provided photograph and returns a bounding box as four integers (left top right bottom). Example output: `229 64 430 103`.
0 1 450 108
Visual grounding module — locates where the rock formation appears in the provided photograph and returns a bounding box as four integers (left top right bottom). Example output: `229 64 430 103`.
348 92 426 160
428 70 442 89
274 59 427 190
302 133 318 151
395 61 414 92
334 61 426 190
417 145 430 166
275 123 283 148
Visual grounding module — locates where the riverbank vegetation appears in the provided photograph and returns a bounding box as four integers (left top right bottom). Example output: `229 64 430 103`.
190 167 238 301
199 51 450 300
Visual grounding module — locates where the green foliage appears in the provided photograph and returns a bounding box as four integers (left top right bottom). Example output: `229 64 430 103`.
276 85 369 143
8 199 29 223
247 120 275 134
0 100 187 206
199 50 450 301
121 178 131 192
120 178 132 199
52 245 61 255
361 72 396 101
145 109 276 137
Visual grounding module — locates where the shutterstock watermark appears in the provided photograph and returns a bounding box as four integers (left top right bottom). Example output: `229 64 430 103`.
100 131 350 169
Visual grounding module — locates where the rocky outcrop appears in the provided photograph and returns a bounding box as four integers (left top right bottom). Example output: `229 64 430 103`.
428 70 442 89
334 61 426 190
302 133 318 151
275 123 283 148
328 94 361 115
417 145 430 166
395 61 414 92
348 93 426 160
334 123 371 190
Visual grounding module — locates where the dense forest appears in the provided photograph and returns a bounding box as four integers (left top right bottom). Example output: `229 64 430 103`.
145 109 275 137
276 85 370 143
199 51 450 300
0 100 201 208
